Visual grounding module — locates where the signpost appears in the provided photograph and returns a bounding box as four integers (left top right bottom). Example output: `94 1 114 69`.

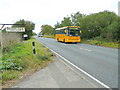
6 27 25 32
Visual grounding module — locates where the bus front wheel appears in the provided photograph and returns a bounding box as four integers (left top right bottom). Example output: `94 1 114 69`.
64 39 66 43
57 38 59 41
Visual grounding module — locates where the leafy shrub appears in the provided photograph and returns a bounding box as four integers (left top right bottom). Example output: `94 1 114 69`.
2 58 24 71
2 47 11 53
94 41 103 45
93 36 103 41
37 55 49 60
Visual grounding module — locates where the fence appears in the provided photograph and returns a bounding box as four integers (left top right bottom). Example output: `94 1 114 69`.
0 32 23 48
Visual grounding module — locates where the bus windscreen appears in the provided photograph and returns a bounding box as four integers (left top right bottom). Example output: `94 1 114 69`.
68 28 80 36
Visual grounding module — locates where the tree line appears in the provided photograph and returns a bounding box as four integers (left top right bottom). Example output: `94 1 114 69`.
41 10 119 42
12 19 35 39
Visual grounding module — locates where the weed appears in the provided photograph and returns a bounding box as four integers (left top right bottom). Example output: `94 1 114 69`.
2 71 20 83
37 55 49 60
43 35 55 39
81 39 118 48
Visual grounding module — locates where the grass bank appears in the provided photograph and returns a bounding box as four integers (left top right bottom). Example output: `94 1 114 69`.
43 35 55 39
81 39 119 48
1 38 54 87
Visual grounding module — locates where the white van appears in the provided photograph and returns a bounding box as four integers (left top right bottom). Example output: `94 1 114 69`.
38 32 43 37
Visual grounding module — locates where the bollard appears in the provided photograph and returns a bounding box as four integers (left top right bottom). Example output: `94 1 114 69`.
32 41 36 55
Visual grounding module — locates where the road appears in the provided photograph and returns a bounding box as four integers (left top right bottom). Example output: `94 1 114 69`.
12 56 98 88
35 36 118 88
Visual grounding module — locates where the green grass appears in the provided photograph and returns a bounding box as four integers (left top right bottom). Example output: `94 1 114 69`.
43 35 55 39
2 71 20 81
81 39 119 48
1 38 54 85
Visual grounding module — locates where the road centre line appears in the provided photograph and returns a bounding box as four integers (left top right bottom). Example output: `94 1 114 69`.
60 43 92 51
79 47 92 51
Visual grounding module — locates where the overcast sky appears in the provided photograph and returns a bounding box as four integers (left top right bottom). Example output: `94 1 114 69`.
0 0 119 33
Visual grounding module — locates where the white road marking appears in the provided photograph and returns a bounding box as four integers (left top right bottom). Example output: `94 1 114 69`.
79 47 92 51
47 49 111 89
61 43 92 51
62 43 66 45
39 41 111 89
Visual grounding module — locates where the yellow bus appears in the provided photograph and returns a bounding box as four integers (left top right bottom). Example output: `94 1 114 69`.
55 26 81 43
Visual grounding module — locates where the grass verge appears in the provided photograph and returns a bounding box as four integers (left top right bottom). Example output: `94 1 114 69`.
1 38 54 87
81 39 119 48
43 35 55 39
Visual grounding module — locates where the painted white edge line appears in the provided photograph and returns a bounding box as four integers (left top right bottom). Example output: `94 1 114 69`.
39 41 111 89
47 48 111 89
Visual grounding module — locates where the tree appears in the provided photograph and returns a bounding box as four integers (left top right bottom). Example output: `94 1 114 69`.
32 32 37 35
102 21 119 42
71 12 85 26
79 10 118 40
97 11 118 41
12 19 35 39
60 16 73 27
54 22 61 29
41 25 55 35
54 16 73 29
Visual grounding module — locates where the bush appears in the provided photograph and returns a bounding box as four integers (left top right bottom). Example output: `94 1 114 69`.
2 47 11 53
93 36 103 41
37 55 49 60
2 58 25 71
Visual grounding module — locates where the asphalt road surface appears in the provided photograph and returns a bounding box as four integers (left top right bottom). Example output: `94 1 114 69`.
35 36 118 88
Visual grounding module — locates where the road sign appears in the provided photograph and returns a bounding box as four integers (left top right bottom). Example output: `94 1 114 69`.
6 27 25 32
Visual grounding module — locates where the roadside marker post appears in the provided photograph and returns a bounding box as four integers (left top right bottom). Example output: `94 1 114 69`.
32 41 36 55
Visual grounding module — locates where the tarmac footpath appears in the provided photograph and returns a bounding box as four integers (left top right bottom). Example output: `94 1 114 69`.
11 56 103 88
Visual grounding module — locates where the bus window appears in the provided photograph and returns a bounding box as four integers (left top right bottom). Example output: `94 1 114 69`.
68 29 80 36
75 30 80 36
